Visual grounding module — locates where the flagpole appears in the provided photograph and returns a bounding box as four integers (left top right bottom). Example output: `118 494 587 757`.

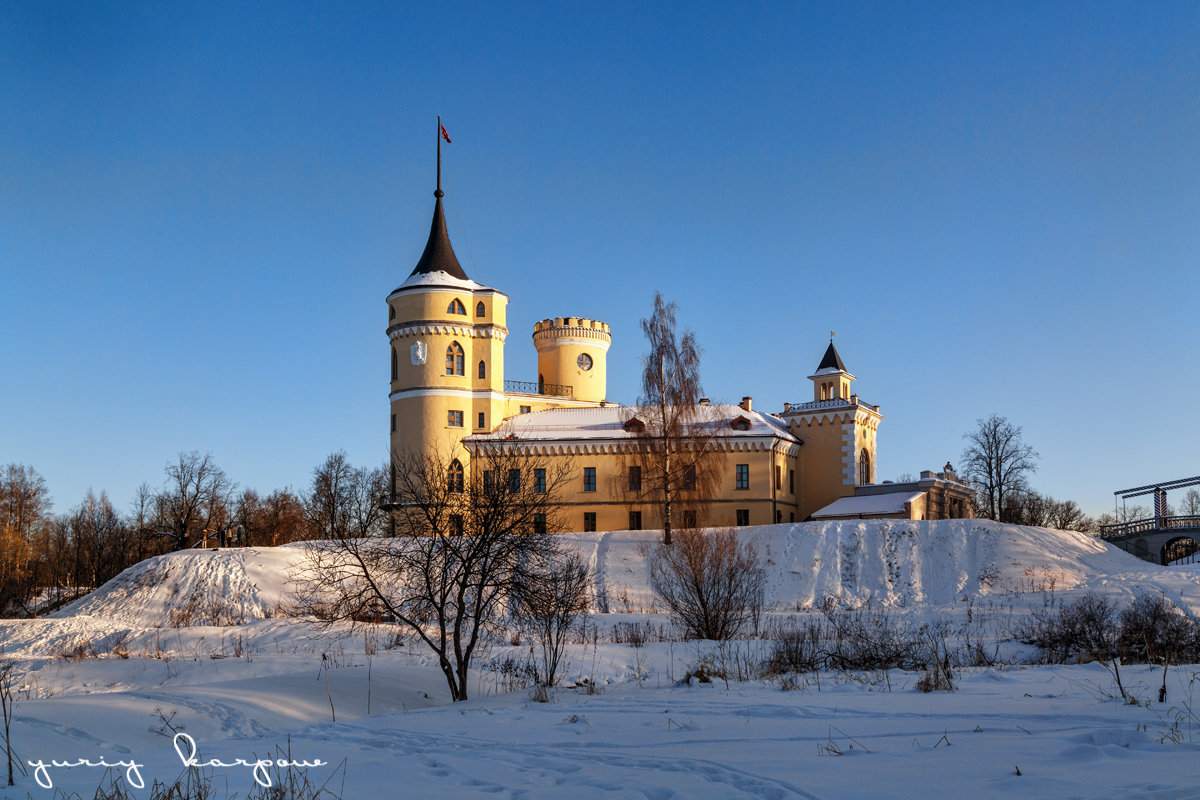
436 115 442 197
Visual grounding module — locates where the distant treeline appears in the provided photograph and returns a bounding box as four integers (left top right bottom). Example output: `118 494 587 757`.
0 452 385 617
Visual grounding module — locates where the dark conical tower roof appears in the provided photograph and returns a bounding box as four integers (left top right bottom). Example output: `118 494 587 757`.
409 191 469 281
817 341 847 372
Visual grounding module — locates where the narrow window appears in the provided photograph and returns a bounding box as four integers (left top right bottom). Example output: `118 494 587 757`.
583 467 596 492
478 360 486 379
533 513 547 534
775 510 782 524
520 405 532 414
508 469 520 492
628 465 642 492
789 469 795 494
475 301 485 317
449 514 464 536
445 342 465 376
477 412 485 429
583 512 597 532
389 305 396 321
775 465 782 491
391 347 397 381
859 448 871 486
736 509 749 526
682 465 696 491
448 460 464 493
534 468 546 493
483 471 494 492
448 410 463 427
629 510 642 530
736 464 749 490
682 510 697 528
447 299 466 315
390 413 396 433
790 512 795 522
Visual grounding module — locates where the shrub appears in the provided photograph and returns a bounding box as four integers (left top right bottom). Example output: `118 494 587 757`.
1119 592 1198 664
648 528 765 641
765 619 826 674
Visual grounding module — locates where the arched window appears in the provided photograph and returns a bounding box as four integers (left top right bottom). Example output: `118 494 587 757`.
445 342 464 376
448 460 464 494
447 299 466 315
476 301 485 317
389 305 395 321
859 448 871 486
478 360 486 379
391 347 397 381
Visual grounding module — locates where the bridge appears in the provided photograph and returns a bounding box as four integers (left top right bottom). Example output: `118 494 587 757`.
1099 475 1200 565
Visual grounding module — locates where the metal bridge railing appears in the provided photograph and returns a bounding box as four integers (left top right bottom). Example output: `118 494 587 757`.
1099 515 1200 541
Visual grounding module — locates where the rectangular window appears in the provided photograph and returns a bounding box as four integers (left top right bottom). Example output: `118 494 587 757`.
790 512 795 522
520 405 531 414
483 470 494 492
584 512 597 532
449 514 464 536
628 465 642 492
390 413 396 433
448 410 464 427
508 469 520 492
736 509 750 526
533 513 547 534
682 465 696 491
477 412 485 429
789 469 795 494
736 464 749 490
583 467 596 492
534 468 546 493
683 510 697 528
629 510 642 530
775 465 782 491
776 510 782 524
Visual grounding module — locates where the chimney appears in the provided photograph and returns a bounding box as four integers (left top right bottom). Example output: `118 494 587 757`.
740 396 752 412
783 402 791 412
698 397 710 406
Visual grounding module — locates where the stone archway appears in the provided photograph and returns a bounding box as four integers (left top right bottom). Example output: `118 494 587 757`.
1162 536 1200 566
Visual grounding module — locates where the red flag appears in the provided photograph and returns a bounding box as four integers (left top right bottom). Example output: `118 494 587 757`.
440 124 451 144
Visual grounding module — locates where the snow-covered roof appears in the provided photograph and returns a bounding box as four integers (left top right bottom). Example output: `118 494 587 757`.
392 269 492 294
811 491 925 519
469 404 798 444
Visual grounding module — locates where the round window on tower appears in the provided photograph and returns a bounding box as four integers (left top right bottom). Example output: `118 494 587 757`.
577 353 593 371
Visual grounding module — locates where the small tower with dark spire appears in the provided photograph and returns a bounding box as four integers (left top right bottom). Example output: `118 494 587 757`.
808 339 855 402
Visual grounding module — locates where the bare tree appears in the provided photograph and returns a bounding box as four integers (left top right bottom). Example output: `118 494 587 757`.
648 528 765 640
294 445 573 702
960 415 1039 522
1181 489 1200 517
624 293 723 544
236 488 306 546
512 551 591 687
156 452 234 550
67 490 128 588
0 464 51 613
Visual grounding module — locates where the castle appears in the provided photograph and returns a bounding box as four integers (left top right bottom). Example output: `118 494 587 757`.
386 172 972 532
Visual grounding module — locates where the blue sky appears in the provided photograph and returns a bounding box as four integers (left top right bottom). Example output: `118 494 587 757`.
2 2 1197 518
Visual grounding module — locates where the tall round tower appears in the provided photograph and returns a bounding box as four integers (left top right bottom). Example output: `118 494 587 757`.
533 317 611 403
387 180 508 466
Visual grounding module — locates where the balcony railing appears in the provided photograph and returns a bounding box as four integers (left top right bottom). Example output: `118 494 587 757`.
504 379 573 398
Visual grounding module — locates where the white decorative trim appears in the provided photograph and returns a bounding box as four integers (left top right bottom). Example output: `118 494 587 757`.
841 423 857 486
389 324 508 342
390 388 508 402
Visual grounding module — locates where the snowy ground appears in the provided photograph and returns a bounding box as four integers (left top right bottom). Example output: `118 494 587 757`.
2 520 1200 798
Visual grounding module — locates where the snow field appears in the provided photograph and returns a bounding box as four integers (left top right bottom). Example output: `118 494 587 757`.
3 520 1200 797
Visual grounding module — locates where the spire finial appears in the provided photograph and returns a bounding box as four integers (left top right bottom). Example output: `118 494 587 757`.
830 330 835 342
436 115 443 198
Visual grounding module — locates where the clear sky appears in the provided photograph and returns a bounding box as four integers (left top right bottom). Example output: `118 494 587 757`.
2 2 1197 519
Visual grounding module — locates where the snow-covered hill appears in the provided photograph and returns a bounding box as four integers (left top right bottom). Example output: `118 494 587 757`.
48 520 1200 629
